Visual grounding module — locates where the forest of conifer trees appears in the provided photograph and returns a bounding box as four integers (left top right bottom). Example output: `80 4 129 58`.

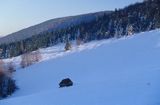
0 0 159 59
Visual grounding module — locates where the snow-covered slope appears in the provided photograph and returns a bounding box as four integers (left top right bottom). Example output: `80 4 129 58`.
1 29 160 105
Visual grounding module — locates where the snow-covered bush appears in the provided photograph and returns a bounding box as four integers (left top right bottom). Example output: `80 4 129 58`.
0 60 17 99
20 50 41 68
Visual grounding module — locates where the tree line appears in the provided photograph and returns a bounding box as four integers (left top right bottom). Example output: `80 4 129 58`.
0 0 159 59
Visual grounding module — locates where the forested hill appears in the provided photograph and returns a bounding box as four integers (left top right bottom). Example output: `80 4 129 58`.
0 11 111 44
0 0 160 58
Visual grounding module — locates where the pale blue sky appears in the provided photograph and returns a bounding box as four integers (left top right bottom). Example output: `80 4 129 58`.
0 0 143 36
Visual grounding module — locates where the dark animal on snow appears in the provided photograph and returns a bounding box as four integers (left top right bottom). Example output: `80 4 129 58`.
59 78 73 88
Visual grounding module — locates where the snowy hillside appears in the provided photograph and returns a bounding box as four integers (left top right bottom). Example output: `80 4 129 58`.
1 29 160 105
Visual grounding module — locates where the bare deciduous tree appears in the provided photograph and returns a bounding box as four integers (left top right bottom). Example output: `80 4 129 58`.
20 50 41 68
20 53 31 68
32 50 42 62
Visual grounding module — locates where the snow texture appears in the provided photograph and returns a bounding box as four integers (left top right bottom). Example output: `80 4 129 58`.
1 29 160 105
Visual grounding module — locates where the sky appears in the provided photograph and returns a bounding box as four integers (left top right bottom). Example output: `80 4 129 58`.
0 0 143 36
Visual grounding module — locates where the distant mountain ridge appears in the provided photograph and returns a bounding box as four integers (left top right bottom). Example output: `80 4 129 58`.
0 11 112 44
0 0 160 59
